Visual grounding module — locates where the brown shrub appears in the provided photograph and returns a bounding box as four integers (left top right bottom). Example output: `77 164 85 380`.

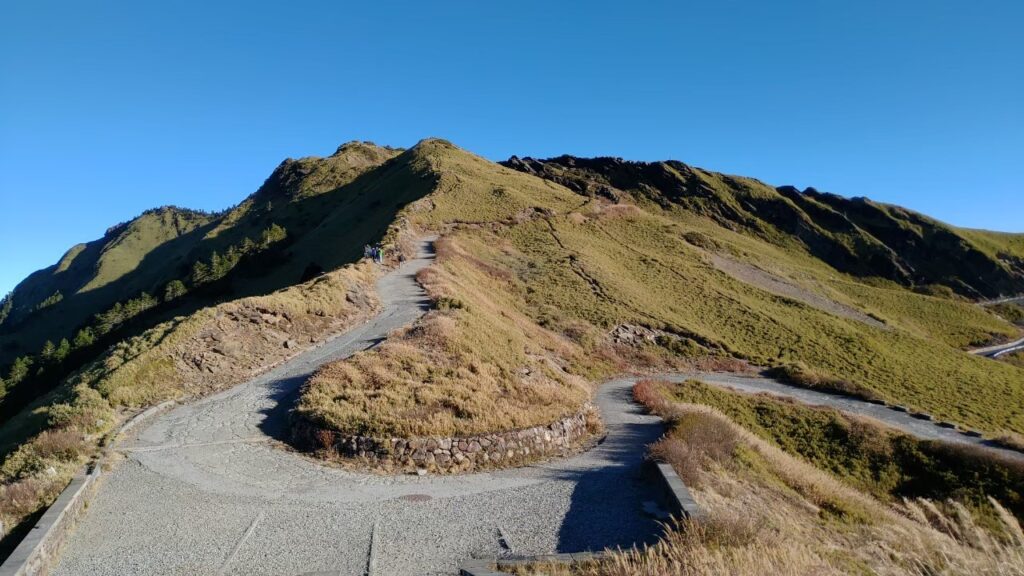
433 236 458 262
0 475 68 527
0 479 42 519
649 411 740 487
566 212 587 224
633 379 667 412
314 429 336 452
31 429 84 462
767 362 881 402
593 343 632 372
393 233 418 262
596 203 641 220
583 405 604 436
993 432 1024 452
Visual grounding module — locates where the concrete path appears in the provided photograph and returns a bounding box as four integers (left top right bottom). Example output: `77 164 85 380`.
51 239 1024 575
979 295 1024 307
663 372 1024 463
969 337 1024 358
52 240 665 576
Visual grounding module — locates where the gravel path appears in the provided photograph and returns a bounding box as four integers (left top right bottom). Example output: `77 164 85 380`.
52 239 1023 575
969 337 1024 358
664 372 1024 463
707 253 886 329
53 240 665 576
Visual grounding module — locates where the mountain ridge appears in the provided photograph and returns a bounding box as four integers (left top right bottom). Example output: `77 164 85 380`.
2 138 1024 564
6 141 1023 366
503 154 1024 298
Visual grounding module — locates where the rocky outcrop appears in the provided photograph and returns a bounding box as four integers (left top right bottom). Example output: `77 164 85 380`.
293 407 595 473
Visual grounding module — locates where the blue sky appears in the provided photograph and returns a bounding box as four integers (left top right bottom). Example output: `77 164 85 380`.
1 1 1021 295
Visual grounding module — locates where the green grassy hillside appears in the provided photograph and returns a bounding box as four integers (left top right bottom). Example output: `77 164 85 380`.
0 141 429 436
504 155 1024 299
299 140 1024 446
3 137 1023 561
1 207 214 352
0 142 403 361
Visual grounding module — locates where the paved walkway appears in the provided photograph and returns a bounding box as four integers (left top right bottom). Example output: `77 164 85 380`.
969 337 1024 358
52 240 1024 575
52 240 665 576
664 372 1024 463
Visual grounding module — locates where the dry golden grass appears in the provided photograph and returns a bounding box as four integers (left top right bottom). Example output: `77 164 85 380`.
295 140 1024 445
995 432 1024 452
80 259 380 407
296 236 592 437
0 258 379 548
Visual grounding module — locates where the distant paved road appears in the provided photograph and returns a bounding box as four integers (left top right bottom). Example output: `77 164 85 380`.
969 337 1024 358
53 240 664 576
972 296 1024 357
662 372 1024 463
979 295 1024 307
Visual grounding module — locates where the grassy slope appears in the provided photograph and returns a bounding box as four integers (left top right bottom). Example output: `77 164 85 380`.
297 140 599 438
3 137 1022 560
0 142 424 558
525 212 1023 433
0 208 214 357
507 155 1024 299
0 142 403 362
0 257 379 559
299 140 1024 441
539 383 1024 576
649 379 1023 522
959 228 1024 261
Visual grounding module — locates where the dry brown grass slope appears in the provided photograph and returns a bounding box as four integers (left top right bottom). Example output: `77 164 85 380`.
0 258 380 558
513 382 1024 576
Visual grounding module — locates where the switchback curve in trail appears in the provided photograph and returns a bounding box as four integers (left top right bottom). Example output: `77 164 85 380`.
52 239 1023 575
53 239 665 576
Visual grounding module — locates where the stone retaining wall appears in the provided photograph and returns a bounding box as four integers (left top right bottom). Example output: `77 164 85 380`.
294 406 594 473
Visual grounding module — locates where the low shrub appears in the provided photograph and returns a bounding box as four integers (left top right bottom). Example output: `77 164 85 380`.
31 429 83 462
649 411 740 487
766 362 882 402
992 431 1024 452
645 378 1024 525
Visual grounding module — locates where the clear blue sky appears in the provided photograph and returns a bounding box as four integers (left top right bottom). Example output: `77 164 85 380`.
2 1 1021 295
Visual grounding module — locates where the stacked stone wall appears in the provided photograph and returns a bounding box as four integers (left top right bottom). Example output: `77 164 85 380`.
294 406 593 472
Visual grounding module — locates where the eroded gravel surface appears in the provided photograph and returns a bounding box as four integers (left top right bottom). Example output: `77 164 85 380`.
53 240 665 576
